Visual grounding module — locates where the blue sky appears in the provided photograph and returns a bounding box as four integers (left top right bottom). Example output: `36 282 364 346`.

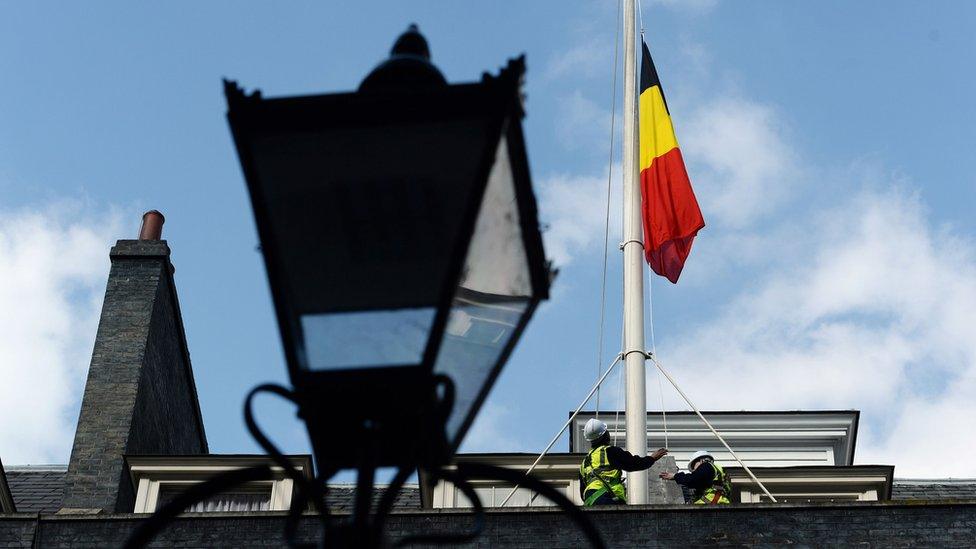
1 1 974 477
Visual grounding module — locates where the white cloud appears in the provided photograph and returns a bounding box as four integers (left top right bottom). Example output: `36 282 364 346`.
656 186 976 476
461 401 531 453
545 39 609 81
538 167 622 267
537 86 621 267
682 97 798 228
0 202 124 464
554 91 615 154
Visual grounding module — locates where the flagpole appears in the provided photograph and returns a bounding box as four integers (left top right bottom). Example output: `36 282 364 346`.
621 0 648 505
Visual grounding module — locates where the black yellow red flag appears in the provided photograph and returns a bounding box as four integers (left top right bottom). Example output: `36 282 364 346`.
639 40 705 283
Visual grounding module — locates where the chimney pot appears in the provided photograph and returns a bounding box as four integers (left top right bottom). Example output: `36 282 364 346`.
139 210 165 240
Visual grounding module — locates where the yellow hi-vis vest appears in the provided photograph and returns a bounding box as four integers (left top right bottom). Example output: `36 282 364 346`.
693 462 732 505
580 445 626 505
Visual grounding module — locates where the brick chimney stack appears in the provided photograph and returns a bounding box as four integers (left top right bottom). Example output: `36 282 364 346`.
61 211 207 514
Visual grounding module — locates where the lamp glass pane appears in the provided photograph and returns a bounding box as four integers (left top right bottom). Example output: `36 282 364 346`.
248 118 490 315
244 113 496 372
433 135 532 444
301 307 435 369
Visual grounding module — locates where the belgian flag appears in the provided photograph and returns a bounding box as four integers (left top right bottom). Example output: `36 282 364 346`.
639 40 705 284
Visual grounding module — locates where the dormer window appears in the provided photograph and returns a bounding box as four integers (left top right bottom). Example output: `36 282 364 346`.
126 455 312 514
155 485 273 513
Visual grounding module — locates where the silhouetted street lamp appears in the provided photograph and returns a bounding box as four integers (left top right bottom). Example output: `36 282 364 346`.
224 25 550 474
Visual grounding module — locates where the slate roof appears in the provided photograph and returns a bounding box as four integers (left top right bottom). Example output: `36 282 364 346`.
4 466 66 513
3 465 971 515
891 479 976 501
1 465 421 515
326 484 421 512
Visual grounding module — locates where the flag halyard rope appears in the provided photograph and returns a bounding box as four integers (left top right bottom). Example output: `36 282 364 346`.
637 0 645 36
595 0 624 423
499 354 624 507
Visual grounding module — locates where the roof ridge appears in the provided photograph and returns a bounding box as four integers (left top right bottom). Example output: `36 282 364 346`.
893 478 976 483
4 464 68 472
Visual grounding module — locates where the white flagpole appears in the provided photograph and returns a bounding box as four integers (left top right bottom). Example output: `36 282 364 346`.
621 0 649 505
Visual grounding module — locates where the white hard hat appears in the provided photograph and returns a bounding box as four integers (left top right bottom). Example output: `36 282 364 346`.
583 419 608 442
688 450 713 468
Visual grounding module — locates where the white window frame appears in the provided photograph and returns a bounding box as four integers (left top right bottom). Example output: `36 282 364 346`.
740 488 878 503
127 456 311 514
730 469 889 504
429 456 585 509
449 480 577 508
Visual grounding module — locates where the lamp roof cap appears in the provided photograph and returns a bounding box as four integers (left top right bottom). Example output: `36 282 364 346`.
359 24 447 91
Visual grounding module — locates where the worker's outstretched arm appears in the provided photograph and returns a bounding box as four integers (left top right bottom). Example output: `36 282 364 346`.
605 446 668 472
671 462 714 490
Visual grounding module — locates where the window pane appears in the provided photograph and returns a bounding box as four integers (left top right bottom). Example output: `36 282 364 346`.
456 486 496 508
760 494 861 503
156 486 273 513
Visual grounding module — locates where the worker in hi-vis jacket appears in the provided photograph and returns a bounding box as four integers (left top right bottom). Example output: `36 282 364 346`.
578 418 668 506
659 450 732 504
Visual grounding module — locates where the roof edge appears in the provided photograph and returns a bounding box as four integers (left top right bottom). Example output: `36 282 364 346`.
0 457 15 513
